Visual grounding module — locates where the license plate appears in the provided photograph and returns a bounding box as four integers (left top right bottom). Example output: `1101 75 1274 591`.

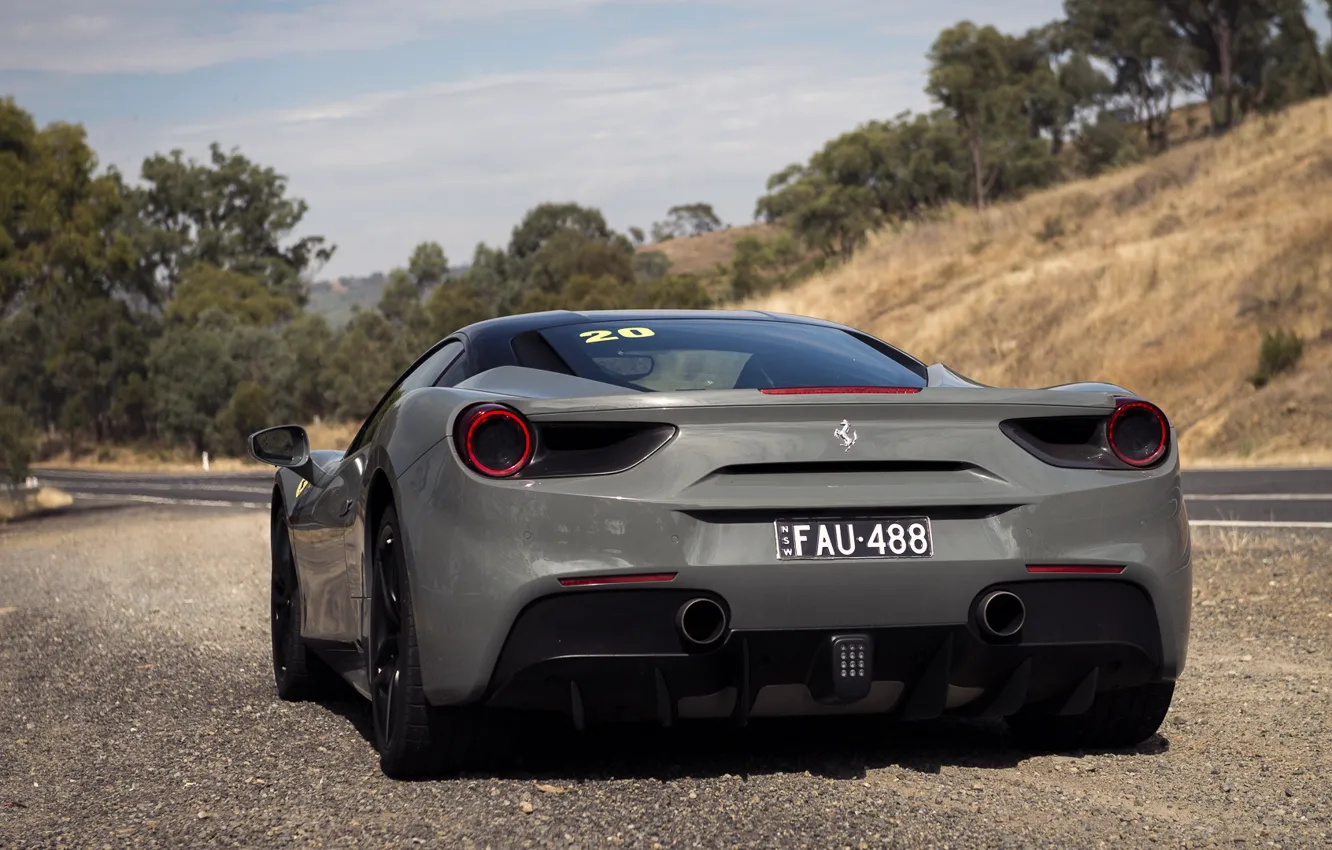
774 517 934 561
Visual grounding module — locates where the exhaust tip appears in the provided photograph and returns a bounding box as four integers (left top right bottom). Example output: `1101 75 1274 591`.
976 590 1025 639
676 597 727 646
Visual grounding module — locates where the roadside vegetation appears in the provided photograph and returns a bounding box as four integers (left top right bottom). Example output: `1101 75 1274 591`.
751 97 1332 466
2 0 1331 477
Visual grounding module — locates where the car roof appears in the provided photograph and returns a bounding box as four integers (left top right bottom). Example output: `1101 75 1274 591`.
455 308 852 341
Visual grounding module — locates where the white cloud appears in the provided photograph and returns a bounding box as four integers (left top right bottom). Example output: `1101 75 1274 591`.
1 0 1065 75
603 36 679 60
13 0 1075 277
86 49 927 277
0 0 618 74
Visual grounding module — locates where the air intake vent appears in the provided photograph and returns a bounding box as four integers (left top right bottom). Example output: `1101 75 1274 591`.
523 422 676 478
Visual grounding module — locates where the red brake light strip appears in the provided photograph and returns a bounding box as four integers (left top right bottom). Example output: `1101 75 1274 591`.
558 572 678 587
1026 565 1126 574
759 387 923 395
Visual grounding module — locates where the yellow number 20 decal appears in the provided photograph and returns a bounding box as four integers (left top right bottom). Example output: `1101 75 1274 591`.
580 327 656 343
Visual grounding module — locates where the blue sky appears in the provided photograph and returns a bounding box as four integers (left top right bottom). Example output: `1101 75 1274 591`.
4 1 1327 280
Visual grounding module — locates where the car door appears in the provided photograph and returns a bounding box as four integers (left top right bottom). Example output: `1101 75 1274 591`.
340 339 467 641
293 460 362 642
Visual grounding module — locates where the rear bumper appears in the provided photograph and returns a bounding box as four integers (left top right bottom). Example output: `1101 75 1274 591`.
396 440 1192 707
482 579 1168 724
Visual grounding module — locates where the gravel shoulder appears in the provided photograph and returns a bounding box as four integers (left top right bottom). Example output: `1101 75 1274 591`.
2 508 1330 848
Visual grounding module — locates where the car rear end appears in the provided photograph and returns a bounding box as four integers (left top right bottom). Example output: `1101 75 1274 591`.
398 317 1191 741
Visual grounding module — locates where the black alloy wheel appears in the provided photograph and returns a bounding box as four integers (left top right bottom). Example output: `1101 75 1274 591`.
271 505 335 700
368 504 482 778
370 516 405 750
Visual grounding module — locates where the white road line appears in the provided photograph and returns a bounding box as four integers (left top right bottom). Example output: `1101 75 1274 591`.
1190 519 1332 529
67 492 268 510
1186 494 1332 501
42 481 272 494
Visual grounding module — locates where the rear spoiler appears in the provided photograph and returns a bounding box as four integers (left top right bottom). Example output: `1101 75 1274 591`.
927 363 1136 397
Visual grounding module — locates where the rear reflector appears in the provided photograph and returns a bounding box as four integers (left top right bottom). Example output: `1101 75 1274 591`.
558 572 678 587
759 387 923 395
1026 565 1126 574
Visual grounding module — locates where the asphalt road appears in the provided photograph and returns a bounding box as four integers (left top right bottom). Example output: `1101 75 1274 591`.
3 505 1329 846
32 465 1332 527
32 468 273 510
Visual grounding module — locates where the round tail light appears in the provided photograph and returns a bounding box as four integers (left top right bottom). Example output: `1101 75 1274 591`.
1107 400 1169 468
457 404 533 477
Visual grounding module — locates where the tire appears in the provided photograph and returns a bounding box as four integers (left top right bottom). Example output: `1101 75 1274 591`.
369 505 483 778
271 507 339 701
1006 681 1175 751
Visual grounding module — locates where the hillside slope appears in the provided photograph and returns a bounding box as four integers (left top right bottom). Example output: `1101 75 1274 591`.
638 223 781 275
749 98 1332 466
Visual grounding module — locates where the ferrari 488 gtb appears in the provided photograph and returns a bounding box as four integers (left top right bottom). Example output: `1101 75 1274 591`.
248 309 1191 778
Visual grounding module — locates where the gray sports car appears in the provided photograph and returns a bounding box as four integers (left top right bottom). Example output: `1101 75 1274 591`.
248 309 1191 778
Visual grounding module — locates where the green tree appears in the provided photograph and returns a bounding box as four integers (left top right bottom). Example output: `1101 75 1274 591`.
144 309 289 453
633 250 672 281
0 405 36 487
497 203 634 312
377 268 424 326
454 243 510 313
131 142 335 302
560 274 634 310
274 314 336 423
1064 0 1194 151
148 312 239 452
928 23 1032 211
407 241 450 291
322 309 413 421
756 113 969 259
167 263 298 326
1158 0 1293 131
1074 110 1144 175
730 236 772 298
0 307 62 430
643 275 714 309
427 281 491 338
652 203 725 241
0 98 142 313
1013 25 1114 154
1234 1 1329 111
216 381 272 454
508 202 616 261
46 297 154 443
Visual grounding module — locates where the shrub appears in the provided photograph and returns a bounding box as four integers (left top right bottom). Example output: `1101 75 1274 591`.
1074 112 1142 177
1249 328 1304 388
0 406 36 488
1036 215 1066 243
1151 214 1185 238
217 381 273 454
633 250 672 282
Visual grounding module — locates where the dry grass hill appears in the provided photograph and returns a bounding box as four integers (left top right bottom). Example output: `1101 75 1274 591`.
747 97 1332 467
638 223 782 276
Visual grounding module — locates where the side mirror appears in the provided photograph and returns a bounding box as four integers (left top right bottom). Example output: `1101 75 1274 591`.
249 425 311 469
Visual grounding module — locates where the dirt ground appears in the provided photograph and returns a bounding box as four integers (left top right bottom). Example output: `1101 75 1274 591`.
1 508 1329 848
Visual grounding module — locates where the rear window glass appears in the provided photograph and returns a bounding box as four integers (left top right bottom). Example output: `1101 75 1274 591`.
535 319 925 392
